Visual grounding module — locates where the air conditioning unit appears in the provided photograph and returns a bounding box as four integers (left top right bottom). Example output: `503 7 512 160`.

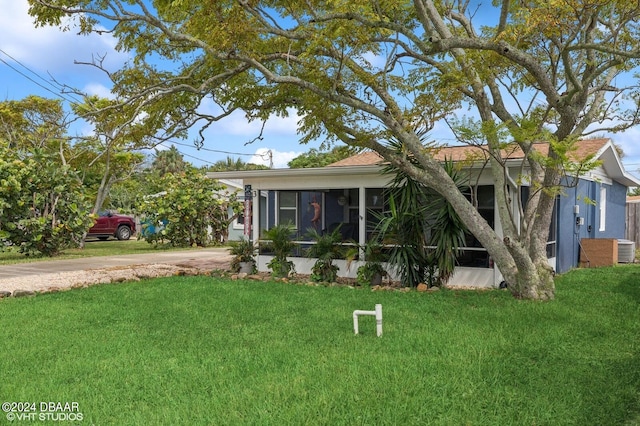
618 239 636 263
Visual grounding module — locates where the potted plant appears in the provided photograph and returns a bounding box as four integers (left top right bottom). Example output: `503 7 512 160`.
355 241 388 286
346 240 388 287
305 226 344 283
229 237 256 274
262 223 296 278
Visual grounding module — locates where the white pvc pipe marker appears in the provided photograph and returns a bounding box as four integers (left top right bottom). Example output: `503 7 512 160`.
353 304 382 337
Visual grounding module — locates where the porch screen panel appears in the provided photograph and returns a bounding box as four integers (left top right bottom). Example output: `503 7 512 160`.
458 185 495 268
300 191 323 233
365 188 386 241
278 191 297 228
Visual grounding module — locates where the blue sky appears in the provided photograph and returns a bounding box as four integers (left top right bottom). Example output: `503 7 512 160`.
1 0 639 177
0 1 310 168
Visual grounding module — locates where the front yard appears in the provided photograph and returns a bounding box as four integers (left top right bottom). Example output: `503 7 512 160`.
1 266 639 425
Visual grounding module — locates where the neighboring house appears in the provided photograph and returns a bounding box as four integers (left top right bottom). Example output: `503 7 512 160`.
217 178 268 242
208 138 639 287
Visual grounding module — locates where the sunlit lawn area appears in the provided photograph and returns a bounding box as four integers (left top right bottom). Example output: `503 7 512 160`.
1 266 639 425
0 239 200 266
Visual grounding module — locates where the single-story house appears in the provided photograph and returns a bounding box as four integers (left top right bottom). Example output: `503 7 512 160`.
208 138 640 287
217 178 268 242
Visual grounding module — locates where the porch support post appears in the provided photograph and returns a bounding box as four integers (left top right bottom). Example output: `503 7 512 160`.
252 190 260 243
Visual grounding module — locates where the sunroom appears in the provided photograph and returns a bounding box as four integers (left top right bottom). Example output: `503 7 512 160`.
208 153 512 288
207 138 638 288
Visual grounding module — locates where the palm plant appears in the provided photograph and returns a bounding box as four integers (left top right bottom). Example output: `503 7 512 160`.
305 226 344 282
426 159 468 284
153 145 186 176
376 142 468 287
262 223 296 278
373 181 431 288
229 237 256 273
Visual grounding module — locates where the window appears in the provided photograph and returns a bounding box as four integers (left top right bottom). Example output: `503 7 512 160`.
599 186 607 232
278 192 298 228
233 211 245 230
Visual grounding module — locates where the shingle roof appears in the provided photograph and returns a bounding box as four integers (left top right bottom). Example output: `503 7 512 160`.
327 151 385 167
327 138 611 167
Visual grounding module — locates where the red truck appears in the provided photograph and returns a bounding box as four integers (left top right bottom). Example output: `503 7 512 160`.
88 211 136 241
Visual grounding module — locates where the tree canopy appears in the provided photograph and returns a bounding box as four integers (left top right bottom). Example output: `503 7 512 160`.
288 146 360 168
27 0 640 299
205 156 270 172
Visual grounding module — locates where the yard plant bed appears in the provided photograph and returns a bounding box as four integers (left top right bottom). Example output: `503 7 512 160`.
1 266 639 424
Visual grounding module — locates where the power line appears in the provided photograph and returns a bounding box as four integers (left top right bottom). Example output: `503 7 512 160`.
166 139 270 159
178 150 217 165
0 48 82 105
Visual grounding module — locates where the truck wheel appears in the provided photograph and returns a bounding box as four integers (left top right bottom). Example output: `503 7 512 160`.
116 226 132 240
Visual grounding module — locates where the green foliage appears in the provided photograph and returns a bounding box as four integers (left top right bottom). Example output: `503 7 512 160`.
428 159 469 284
136 167 239 247
262 223 296 277
0 146 92 256
229 237 257 272
377 151 468 288
152 145 186 177
0 96 67 152
205 156 269 172
305 226 344 282
356 262 386 287
346 240 388 287
288 146 360 168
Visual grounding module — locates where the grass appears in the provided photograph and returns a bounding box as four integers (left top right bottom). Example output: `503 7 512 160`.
1 266 639 425
0 239 200 266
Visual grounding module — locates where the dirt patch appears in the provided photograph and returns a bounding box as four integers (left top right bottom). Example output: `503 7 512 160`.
0 256 232 298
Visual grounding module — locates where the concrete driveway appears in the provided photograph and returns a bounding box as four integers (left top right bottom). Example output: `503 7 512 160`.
0 247 232 280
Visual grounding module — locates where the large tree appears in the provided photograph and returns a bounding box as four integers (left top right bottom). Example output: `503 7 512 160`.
28 0 640 299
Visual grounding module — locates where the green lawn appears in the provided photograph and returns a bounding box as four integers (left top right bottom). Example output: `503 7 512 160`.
0 239 199 265
1 266 639 425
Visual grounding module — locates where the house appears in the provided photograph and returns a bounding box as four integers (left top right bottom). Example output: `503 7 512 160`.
208 138 640 287
216 178 268 242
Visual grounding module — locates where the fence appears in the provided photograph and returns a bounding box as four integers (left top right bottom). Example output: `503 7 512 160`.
626 201 640 246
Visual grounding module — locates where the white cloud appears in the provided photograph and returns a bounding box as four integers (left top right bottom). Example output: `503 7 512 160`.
606 128 640 176
0 0 127 84
198 98 301 138
83 83 113 99
609 128 640 158
359 51 387 70
249 148 302 169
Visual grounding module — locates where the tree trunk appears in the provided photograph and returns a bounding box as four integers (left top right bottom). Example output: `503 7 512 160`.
389 150 555 300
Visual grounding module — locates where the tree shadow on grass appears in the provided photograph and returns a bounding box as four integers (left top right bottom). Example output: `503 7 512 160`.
613 267 640 305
